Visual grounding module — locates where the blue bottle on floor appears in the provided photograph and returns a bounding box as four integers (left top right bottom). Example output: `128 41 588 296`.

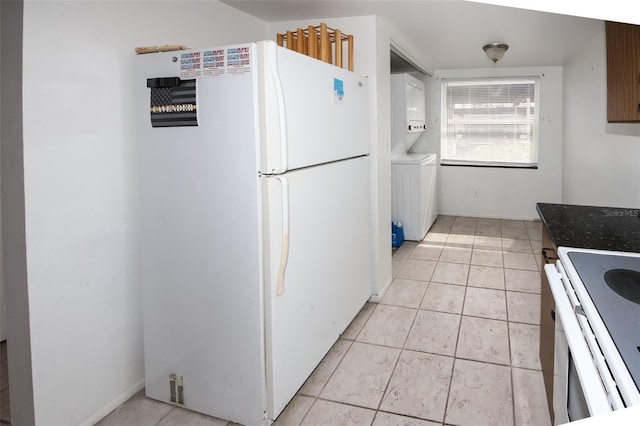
392 221 404 248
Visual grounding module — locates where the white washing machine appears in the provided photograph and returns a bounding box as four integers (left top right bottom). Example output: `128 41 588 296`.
391 153 437 241
390 73 436 241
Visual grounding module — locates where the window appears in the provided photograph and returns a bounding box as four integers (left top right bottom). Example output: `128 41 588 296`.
441 77 539 167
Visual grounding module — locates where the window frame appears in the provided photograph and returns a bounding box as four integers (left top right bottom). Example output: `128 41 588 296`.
440 76 540 168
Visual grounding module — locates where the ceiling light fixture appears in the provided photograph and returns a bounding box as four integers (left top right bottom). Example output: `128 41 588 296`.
483 43 509 64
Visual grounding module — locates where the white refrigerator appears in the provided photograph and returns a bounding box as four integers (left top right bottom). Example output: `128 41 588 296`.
135 41 372 425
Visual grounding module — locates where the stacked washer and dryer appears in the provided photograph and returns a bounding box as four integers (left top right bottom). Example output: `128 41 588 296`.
390 73 437 242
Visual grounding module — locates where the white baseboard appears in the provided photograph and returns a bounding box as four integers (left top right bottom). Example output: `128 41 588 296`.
437 211 540 221
369 275 393 303
81 379 145 426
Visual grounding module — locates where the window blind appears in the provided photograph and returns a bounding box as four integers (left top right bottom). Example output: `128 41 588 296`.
441 77 539 167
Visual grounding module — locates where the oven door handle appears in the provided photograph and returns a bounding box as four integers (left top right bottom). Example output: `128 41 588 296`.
544 264 613 417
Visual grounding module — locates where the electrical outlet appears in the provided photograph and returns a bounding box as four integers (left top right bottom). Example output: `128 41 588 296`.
472 188 479 198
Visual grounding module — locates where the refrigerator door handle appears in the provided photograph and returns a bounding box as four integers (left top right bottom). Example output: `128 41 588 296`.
269 43 289 174
274 175 290 296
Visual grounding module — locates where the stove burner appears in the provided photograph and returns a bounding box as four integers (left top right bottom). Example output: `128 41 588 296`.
604 269 640 305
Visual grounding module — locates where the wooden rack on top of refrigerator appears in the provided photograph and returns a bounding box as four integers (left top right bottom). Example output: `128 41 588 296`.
277 23 354 71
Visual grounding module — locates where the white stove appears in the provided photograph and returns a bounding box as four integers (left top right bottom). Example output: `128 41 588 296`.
545 247 640 424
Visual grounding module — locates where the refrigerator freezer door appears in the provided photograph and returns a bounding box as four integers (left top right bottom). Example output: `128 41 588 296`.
257 41 370 174
261 156 372 420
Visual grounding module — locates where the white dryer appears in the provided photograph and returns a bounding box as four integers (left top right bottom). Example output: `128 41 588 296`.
390 73 437 241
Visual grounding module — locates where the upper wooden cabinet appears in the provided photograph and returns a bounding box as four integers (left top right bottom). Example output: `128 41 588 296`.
606 21 640 123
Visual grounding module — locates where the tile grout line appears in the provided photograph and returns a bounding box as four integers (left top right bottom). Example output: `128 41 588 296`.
372 299 422 417
505 264 518 426
153 406 177 426
294 325 361 425
376 407 447 425
293 296 379 425
441 241 471 426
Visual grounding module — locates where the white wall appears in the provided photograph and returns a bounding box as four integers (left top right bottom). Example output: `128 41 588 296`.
371 19 392 297
17 2 267 425
563 26 640 207
416 66 563 220
268 16 396 296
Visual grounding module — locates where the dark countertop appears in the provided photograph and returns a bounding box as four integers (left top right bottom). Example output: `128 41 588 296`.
537 203 640 253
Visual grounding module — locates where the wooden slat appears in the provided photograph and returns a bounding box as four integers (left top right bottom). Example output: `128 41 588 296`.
347 35 354 71
316 36 322 60
335 29 343 68
296 28 305 53
320 23 330 63
286 31 294 50
307 25 317 58
276 33 284 47
302 30 309 55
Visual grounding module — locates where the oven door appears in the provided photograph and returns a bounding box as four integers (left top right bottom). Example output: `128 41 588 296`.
544 263 613 424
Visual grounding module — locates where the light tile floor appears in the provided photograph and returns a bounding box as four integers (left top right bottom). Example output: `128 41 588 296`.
5 216 553 426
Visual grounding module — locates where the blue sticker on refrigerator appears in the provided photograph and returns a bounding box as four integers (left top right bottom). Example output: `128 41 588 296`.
333 78 344 104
